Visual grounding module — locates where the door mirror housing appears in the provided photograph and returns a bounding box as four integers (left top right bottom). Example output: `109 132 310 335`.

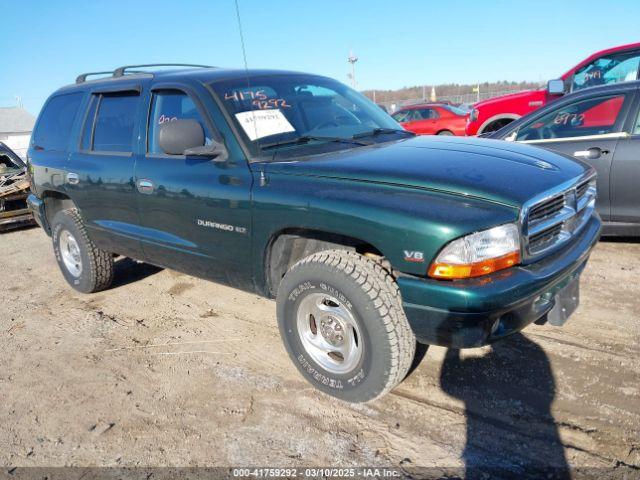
159 119 205 155
547 79 566 95
184 144 223 158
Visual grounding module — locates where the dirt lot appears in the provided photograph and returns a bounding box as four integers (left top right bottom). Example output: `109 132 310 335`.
1 227 639 478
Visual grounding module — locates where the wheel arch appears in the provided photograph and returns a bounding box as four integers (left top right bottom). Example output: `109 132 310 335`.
477 113 520 135
263 228 383 298
42 190 76 232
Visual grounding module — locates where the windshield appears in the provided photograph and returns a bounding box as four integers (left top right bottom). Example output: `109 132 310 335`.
210 74 402 158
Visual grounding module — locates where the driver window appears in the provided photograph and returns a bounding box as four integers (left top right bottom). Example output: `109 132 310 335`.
572 51 640 91
516 94 627 141
148 90 212 154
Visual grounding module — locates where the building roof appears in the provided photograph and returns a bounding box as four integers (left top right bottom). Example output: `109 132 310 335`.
0 107 36 134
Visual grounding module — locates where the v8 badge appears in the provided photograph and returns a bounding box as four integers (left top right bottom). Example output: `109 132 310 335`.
403 250 424 263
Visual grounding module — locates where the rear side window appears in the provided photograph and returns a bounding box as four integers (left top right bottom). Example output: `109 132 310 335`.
33 92 83 151
91 93 140 152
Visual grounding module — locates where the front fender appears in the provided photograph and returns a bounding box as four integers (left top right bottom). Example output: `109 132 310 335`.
251 174 518 282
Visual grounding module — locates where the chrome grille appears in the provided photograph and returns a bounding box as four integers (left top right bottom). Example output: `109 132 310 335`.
522 175 596 260
528 194 565 223
576 180 590 200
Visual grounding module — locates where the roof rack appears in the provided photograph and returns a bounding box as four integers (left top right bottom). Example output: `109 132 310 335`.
75 71 114 84
75 64 215 84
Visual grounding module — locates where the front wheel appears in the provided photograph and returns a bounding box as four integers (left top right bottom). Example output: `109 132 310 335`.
276 250 416 402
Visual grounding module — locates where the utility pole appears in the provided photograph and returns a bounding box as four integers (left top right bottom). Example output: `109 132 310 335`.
347 50 358 89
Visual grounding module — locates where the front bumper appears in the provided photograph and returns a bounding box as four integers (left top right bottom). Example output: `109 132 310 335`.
398 213 601 348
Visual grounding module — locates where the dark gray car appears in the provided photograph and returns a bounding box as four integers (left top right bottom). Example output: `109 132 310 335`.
489 80 640 236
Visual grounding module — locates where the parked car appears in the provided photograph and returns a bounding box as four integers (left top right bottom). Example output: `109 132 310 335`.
467 42 640 135
28 64 599 402
391 103 468 136
0 142 34 231
489 80 640 237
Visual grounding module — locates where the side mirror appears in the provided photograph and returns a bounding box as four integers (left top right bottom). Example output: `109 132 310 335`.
159 119 205 155
547 79 565 95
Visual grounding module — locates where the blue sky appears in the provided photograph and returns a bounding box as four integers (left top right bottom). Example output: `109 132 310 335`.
2 0 639 115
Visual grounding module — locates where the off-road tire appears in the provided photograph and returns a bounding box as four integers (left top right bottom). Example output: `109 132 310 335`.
51 209 114 293
277 250 416 402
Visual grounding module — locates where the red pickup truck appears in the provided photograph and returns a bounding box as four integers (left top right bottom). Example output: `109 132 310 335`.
466 42 640 136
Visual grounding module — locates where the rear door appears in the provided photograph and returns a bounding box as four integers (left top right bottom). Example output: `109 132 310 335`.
515 91 635 221
134 83 254 288
609 96 640 226
67 85 144 257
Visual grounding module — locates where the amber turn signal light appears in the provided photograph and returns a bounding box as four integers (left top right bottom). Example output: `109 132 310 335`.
428 251 520 280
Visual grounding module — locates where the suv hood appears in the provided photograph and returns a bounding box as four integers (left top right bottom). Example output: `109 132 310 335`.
473 89 543 109
260 136 591 208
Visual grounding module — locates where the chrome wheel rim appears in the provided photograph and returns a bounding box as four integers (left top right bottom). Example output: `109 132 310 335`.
59 230 82 277
296 292 363 374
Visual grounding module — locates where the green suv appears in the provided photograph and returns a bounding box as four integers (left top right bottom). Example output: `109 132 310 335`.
27 65 600 402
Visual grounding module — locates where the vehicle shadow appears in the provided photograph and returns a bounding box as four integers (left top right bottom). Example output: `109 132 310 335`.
111 257 163 289
439 333 570 479
600 236 640 244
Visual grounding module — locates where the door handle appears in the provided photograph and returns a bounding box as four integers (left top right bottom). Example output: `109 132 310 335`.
573 147 609 160
67 172 79 185
137 179 154 194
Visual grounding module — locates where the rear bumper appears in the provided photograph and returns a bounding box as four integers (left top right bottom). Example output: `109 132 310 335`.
27 193 49 233
398 213 601 348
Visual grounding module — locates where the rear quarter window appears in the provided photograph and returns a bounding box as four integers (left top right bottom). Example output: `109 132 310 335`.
33 92 84 151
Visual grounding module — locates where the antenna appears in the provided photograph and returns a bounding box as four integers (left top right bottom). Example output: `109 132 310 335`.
347 50 358 89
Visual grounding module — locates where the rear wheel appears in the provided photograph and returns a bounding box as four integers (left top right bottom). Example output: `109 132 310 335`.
276 250 416 402
51 209 114 293
437 130 454 136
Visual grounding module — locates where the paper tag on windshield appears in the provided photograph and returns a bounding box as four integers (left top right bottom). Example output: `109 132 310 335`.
235 109 295 141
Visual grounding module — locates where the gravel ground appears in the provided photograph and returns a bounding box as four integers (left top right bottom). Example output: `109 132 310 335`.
1 227 638 478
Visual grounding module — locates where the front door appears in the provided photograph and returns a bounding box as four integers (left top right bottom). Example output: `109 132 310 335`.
134 85 253 289
516 91 635 221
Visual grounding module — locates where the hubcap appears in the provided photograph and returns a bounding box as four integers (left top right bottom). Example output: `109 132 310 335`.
59 230 82 277
296 292 363 374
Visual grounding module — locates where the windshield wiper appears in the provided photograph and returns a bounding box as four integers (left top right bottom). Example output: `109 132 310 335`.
259 135 370 151
352 128 416 139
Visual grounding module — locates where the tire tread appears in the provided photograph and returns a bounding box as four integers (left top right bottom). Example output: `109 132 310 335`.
55 209 114 293
288 250 415 401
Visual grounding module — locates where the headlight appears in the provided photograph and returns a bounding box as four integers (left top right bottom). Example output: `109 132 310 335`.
469 108 479 122
428 223 521 280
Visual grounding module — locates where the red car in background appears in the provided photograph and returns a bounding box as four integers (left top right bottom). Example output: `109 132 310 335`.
391 103 468 136
466 41 640 135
